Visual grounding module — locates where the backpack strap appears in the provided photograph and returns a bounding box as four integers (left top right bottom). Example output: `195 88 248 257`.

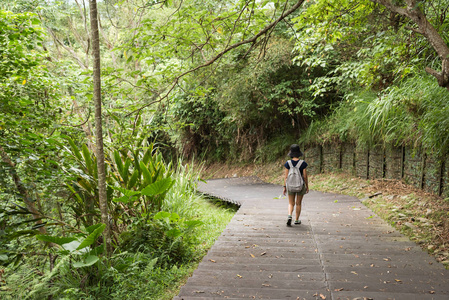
288 160 303 169
297 160 304 174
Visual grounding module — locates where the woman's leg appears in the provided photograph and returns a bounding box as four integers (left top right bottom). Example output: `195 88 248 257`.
295 194 304 220
288 193 296 216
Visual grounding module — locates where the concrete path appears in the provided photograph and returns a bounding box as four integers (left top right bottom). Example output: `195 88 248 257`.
174 177 449 300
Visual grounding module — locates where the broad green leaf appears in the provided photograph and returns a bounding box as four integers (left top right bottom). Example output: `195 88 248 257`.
75 180 94 194
154 211 171 220
76 223 106 250
185 220 203 229
73 255 99 268
113 195 138 203
65 136 82 161
111 185 140 197
62 240 82 252
123 158 131 183
36 235 77 246
166 229 182 238
142 148 152 165
141 177 173 196
139 161 152 185
114 150 124 179
85 223 104 234
127 169 140 189
82 144 94 175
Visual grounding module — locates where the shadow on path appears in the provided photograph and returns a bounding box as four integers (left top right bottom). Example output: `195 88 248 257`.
174 177 449 300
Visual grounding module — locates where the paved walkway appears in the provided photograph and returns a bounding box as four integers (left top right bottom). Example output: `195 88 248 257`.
174 177 449 300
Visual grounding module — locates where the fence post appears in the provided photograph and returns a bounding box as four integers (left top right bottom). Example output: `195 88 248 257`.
420 150 426 190
401 146 405 179
353 144 356 176
319 144 323 173
339 143 343 169
366 149 370 179
438 152 446 196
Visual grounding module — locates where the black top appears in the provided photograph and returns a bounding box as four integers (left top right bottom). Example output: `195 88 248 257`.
284 160 308 178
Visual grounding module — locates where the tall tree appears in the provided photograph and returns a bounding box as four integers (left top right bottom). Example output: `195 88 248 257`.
89 0 111 255
369 0 449 91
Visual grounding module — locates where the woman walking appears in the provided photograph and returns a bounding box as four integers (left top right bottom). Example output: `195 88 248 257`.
283 144 309 226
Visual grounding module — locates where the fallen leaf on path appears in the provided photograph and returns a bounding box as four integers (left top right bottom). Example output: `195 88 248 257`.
320 294 326 299
429 291 435 294
395 279 402 283
351 271 358 275
236 274 242 278
208 259 216 263
250 253 255 258
262 284 270 287
260 252 267 256
195 290 205 293
334 288 344 291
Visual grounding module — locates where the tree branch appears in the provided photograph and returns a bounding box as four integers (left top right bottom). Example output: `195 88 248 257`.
0 145 47 234
370 0 449 90
127 0 305 116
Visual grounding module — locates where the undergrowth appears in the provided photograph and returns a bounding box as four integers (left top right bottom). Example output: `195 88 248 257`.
301 73 449 154
1 162 237 300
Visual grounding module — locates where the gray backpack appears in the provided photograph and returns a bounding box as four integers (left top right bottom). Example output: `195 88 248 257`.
286 160 304 193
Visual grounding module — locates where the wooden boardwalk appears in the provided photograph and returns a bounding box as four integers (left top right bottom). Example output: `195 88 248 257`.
174 177 449 300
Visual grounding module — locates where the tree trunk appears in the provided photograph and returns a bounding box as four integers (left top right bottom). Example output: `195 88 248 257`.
89 0 112 256
370 0 449 91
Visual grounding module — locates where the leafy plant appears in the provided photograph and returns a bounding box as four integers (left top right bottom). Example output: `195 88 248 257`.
63 135 174 231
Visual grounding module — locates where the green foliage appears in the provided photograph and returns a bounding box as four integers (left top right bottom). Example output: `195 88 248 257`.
255 133 298 162
0 9 61 190
167 37 334 161
305 73 449 155
292 0 429 98
2 0 449 299
120 211 202 267
63 135 174 229
0 9 67 267
2 161 235 299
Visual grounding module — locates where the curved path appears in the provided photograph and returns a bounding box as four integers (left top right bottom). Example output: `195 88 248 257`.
174 177 449 300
